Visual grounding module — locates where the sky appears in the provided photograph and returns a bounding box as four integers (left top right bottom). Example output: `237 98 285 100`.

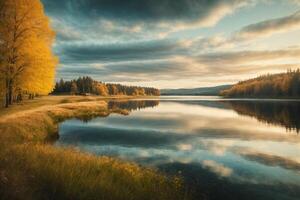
41 0 300 89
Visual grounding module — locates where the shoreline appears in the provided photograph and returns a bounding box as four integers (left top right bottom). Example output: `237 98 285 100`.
160 95 300 101
0 96 185 200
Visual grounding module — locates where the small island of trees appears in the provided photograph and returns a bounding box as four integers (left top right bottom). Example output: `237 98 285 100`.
221 70 300 98
52 76 160 96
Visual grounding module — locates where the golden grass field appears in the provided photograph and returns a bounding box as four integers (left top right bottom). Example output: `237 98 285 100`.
0 96 186 200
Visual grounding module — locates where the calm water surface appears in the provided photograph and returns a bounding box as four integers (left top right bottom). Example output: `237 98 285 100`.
56 96 300 200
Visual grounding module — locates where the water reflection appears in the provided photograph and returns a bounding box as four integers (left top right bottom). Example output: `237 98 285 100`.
57 98 300 200
108 100 159 111
235 151 300 172
78 100 159 122
225 101 300 133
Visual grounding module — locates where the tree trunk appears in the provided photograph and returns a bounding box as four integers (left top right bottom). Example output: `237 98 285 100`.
5 93 9 108
8 79 13 105
29 93 34 100
17 92 23 102
5 79 9 108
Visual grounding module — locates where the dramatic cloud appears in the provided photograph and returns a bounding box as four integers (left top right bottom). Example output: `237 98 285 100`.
234 10 300 40
196 48 300 65
42 0 254 43
40 0 300 88
187 10 300 52
57 44 300 84
57 39 185 64
43 0 249 25
57 60 187 82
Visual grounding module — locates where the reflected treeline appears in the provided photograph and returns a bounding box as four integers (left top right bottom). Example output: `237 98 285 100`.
77 100 159 123
108 100 159 112
225 101 300 133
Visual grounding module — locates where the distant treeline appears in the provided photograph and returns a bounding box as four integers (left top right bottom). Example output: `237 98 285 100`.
221 70 300 98
52 77 160 96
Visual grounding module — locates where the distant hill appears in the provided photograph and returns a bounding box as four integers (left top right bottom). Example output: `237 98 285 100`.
161 85 233 96
221 70 300 98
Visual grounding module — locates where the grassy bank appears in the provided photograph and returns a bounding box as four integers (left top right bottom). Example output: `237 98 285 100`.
0 96 185 200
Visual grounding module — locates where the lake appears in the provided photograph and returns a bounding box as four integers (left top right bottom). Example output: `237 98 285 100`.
56 96 300 200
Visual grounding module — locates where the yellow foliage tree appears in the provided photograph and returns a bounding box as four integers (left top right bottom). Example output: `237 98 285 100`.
0 0 57 107
95 83 108 96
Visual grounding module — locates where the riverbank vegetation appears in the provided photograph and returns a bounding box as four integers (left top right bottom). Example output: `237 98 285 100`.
52 77 160 96
0 96 186 200
221 70 300 98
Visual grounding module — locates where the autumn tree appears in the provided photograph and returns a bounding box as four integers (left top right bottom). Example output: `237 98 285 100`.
221 69 300 98
108 84 119 95
94 83 108 96
0 0 57 107
52 77 160 96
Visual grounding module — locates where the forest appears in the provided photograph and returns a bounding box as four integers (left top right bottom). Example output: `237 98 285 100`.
52 76 160 96
221 69 300 98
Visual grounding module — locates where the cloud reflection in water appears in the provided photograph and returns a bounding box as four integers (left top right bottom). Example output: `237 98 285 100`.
57 98 300 200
